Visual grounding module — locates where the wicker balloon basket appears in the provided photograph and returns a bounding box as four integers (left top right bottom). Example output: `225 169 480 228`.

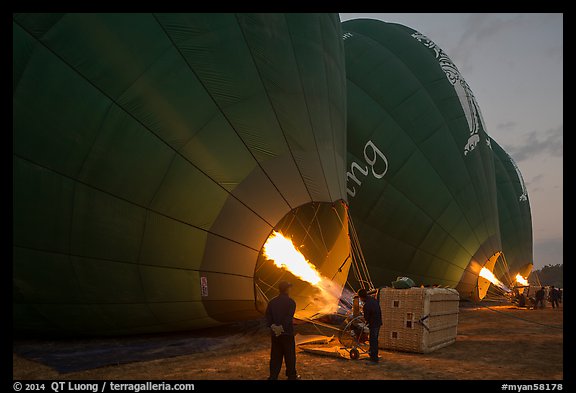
377 287 460 353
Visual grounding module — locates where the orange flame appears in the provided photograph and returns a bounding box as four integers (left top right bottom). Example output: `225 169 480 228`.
479 267 510 292
263 231 322 285
515 274 528 286
262 231 344 314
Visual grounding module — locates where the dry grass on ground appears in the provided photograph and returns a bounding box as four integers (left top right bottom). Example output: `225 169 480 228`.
13 303 563 380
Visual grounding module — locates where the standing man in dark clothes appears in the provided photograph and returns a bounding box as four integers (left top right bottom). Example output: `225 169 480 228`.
265 280 301 380
518 292 526 308
357 288 382 364
534 287 545 309
549 285 560 309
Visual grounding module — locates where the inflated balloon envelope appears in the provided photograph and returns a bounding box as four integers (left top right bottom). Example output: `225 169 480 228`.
491 137 533 281
13 13 351 335
342 19 532 302
12 13 533 336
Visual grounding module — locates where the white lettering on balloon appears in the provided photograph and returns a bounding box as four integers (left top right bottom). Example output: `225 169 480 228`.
346 140 389 198
411 32 490 157
509 156 529 203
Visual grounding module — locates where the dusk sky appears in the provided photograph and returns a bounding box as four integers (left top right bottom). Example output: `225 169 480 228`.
340 13 563 271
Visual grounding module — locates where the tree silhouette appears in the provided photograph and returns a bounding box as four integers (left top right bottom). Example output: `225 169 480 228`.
529 264 563 288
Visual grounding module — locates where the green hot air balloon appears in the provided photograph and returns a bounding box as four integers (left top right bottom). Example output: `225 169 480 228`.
491 137 533 283
13 13 350 336
342 19 506 301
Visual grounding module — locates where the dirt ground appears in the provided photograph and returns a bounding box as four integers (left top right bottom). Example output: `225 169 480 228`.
13 303 563 380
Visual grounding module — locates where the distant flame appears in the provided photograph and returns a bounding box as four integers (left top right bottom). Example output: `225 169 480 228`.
479 267 510 292
515 274 528 286
262 231 344 314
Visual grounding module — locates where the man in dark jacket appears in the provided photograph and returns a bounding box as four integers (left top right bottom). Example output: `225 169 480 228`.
357 288 382 363
534 287 545 309
265 280 300 380
549 286 560 309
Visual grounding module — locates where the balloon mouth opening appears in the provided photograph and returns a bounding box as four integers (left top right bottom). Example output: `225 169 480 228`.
476 251 512 300
253 201 352 319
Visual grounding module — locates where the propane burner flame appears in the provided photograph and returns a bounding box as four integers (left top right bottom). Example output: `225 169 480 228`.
515 274 528 286
263 231 322 285
262 231 349 314
479 267 511 292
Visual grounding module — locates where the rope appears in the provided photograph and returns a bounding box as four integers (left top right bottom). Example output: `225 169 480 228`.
282 208 298 234
298 202 322 250
469 300 563 330
347 215 375 291
254 281 271 304
417 314 430 332
345 279 358 293
296 316 345 334
315 210 330 256
532 271 543 287
307 317 338 337
290 205 327 258
349 217 374 289
497 253 514 288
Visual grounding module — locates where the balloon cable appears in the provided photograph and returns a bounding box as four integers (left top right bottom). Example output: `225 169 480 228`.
470 300 563 330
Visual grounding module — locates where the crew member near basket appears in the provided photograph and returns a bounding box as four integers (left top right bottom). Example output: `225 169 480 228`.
357 288 383 363
265 280 301 380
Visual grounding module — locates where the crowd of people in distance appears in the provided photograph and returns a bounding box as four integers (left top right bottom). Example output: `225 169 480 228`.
512 285 562 310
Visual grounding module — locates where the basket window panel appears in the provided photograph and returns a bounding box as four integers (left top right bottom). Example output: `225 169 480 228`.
405 312 415 329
